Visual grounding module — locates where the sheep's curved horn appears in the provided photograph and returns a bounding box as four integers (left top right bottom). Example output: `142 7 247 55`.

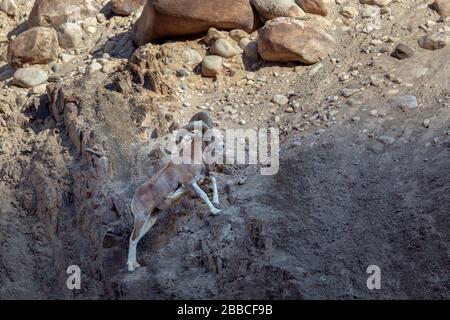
189 112 214 129
183 121 210 133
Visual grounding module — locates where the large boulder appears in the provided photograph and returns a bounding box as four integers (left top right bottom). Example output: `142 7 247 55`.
8 26 59 68
257 17 335 64
111 0 146 16
132 0 257 46
28 0 101 28
296 0 328 16
251 0 305 20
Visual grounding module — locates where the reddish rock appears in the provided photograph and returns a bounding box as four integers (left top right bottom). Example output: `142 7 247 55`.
8 27 59 68
296 0 328 16
418 32 450 50
257 18 335 64
111 0 146 16
132 0 257 46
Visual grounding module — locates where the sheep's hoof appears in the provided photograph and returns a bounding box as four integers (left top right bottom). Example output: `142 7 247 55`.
127 262 141 272
210 208 221 215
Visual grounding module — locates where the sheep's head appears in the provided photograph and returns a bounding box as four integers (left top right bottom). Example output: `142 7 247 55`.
166 124 223 164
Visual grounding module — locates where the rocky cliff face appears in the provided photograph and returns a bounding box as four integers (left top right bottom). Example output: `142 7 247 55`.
31 75 301 299
1 0 450 299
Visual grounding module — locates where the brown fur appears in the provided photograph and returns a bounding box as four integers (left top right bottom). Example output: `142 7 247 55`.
127 113 222 271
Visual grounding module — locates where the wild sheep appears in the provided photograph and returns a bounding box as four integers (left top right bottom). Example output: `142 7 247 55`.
127 112 223 272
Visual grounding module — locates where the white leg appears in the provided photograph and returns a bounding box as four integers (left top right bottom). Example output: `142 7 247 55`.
164 175 204 206
127 239 140 272
191 182 221 215
161 187 188 209
127 211 160 272
211 177 220 206
165 187 186 202
165 176 203 205
127 214 149 272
